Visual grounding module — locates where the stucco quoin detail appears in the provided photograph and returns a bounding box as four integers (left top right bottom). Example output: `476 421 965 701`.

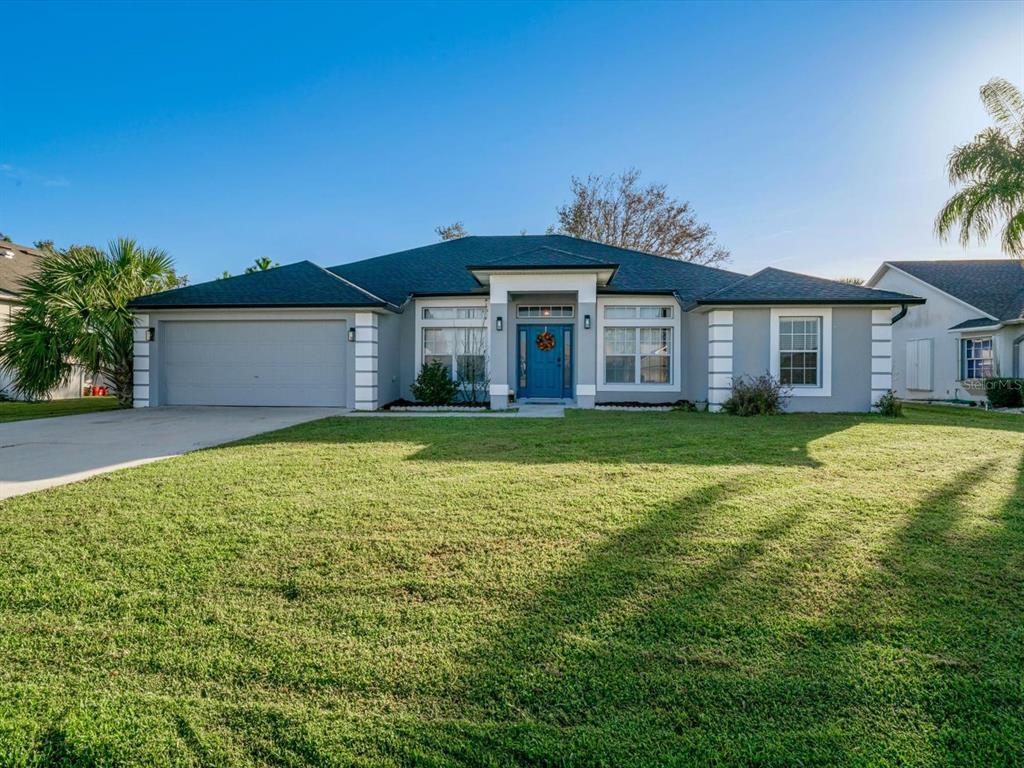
707 309 733 412
870 308 894 409
132 313 151 408
353 312 379 411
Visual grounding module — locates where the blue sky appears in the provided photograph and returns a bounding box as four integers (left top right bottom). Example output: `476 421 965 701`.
2 0 1022 283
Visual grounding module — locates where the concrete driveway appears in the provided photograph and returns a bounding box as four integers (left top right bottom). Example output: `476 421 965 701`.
0 406 345 500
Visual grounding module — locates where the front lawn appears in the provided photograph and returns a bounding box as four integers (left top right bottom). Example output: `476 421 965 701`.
0 396 120 423
0 405 1021 766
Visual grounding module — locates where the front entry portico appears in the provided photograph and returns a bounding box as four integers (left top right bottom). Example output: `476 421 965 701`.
518 324 573 399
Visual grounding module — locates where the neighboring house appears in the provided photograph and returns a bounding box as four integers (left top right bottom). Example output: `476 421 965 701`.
128 235 923 412
0 241 93 400
868 260 1024 403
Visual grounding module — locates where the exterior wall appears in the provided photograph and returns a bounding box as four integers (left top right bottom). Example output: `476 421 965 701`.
730 306 875 412
398 306 416 402
135 308 357 408
376 312 401 407
0 300 17 396
958 324 1023 399
683 310 709 405
872 266 990 401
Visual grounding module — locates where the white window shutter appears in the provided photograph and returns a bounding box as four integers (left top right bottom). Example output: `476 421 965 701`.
906 340 919 390
919 339 932 390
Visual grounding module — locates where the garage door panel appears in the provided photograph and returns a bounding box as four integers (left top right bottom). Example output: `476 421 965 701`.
161 320 346 406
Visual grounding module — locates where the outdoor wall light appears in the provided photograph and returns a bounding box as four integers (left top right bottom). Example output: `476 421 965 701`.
584 314 591 330
145 327 155 342
496 316 504 332
347 327 357 342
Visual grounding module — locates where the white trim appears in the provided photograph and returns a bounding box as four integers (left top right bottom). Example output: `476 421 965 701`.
867 263 997 320
707 310 733 412
576 383 596 396
415 297 489 382
489 273 598 304
489 383 510 397
596 295 682 392
770 307 833 397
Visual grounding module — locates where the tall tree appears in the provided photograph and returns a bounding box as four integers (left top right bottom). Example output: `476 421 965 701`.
550 168 729 266
0 233 11 243
245 256 279 273
0 238 177 405
936 78 1024 258
435 222 468 241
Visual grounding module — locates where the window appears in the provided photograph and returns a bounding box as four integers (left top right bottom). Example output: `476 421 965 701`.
962 337 994 380
603 305 672 320
603 327 672 384
517 305 573 319
778 317 820 387
906 339 933 391
422 306 486 320
423 327 487 381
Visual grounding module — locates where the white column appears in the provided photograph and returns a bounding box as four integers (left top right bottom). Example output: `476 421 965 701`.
871 309 893 409
353 312 379 410
707 309 733 413
132 314 151 408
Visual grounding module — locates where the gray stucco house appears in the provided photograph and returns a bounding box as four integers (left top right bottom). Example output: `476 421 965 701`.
868 259 1024 402
128 235 923 412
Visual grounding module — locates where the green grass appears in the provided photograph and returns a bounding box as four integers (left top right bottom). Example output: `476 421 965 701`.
0 396 120 423
0 405 1022 767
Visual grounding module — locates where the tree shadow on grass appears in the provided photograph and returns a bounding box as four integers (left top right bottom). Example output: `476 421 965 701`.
374 455 1024 766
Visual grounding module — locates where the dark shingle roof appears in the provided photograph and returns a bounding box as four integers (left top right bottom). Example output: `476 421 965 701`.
128 260 384 309
948 317 1004 331
469 246 615 269
884 260 1024 321
695 267 924 306
329 235 745 305
0 241 44 299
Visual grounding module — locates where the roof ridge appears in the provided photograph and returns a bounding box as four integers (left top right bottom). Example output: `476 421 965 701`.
507 245 610 264
546 234 744 277
696 267 768 300
307 260 390 306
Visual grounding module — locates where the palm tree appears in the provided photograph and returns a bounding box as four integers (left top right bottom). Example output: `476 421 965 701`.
0 238 177 406
936 78 1024 258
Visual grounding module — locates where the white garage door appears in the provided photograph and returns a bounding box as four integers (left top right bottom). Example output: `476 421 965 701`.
161 320 346 406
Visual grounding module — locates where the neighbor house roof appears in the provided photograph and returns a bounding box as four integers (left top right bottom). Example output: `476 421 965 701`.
128 260 385 309
948 317 1007 331
327 235 749 304
879 260 1024 321
0 241 44 300
693 267 925 307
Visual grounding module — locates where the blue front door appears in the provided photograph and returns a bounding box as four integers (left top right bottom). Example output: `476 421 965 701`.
518 324 573 399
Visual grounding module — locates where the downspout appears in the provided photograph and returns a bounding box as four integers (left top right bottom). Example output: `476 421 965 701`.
890 303 909 325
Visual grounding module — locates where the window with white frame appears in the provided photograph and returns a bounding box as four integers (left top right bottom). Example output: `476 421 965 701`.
422 306 486 320
778 317 820 387
961 337 994 380
423 327 487 382
516 305 573 319
603 327 672 384
603 305 672 319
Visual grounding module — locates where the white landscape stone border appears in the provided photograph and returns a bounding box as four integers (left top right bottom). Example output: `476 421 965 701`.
595 405 673 411
388 405 501 412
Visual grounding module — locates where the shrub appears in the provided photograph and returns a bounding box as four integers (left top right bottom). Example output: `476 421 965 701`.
873 389 903 417
722 374 788 416
410 360 459 406
985 378 1024 409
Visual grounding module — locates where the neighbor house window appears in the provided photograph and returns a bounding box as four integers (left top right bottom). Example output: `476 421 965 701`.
422 306 486 320
517 305 574 319
423 327 487 382
603 327 672 384
778 317 820 387
962 337 994 380
603 305 672 320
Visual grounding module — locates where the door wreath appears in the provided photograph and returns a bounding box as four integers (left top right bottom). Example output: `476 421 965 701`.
535 330 556 351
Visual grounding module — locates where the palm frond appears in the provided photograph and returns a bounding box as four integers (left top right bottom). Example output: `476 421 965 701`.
980 77 1024 138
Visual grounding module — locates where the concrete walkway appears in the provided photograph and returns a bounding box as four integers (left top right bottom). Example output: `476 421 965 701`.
0 406 344 500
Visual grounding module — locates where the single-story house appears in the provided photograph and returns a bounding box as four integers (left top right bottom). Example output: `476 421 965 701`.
128 235 924 412
0 241 93 400
868 259 1024 402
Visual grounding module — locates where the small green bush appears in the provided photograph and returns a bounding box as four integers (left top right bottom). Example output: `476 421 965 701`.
985 378 1024 409
873 389 903 417
722 374 788 416
410 360 459 406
